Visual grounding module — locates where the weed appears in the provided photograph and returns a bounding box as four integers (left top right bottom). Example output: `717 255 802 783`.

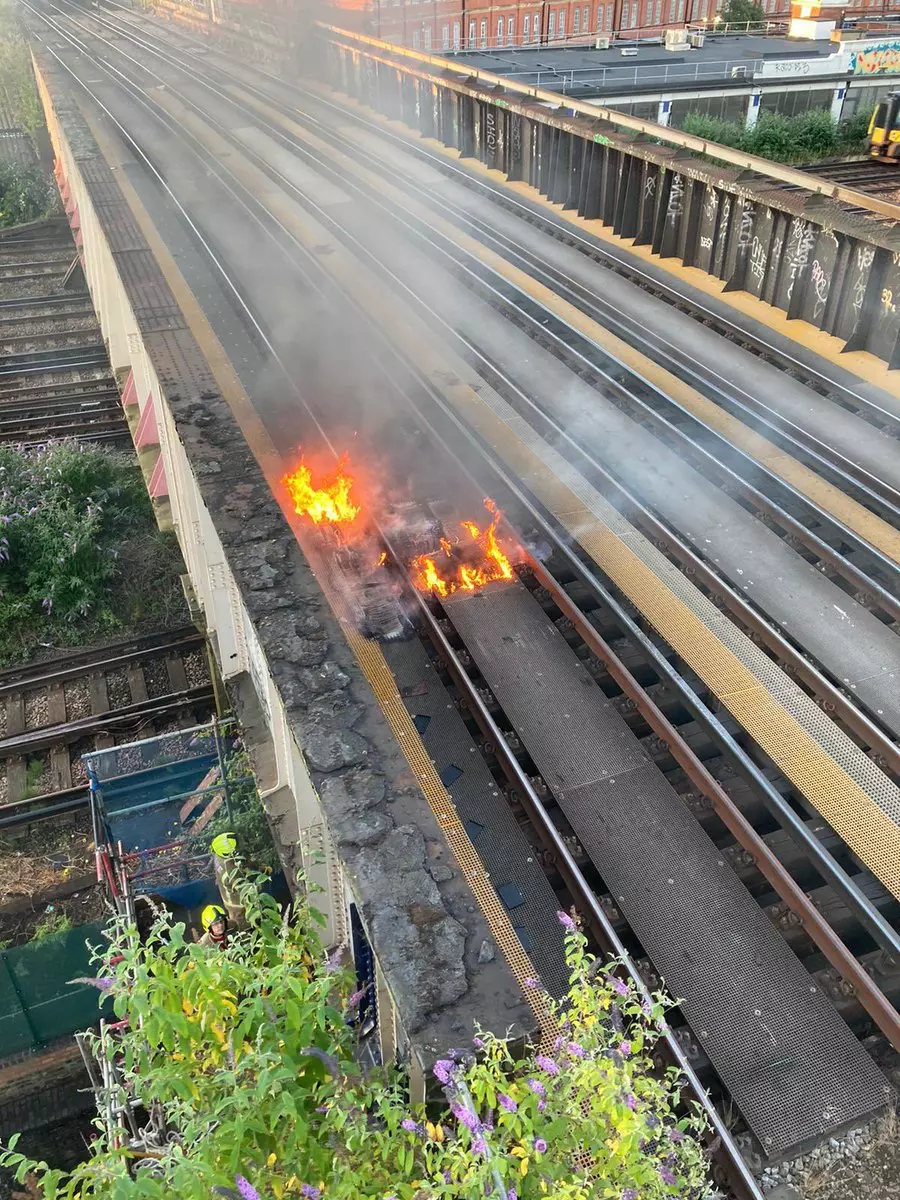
30 911 72 942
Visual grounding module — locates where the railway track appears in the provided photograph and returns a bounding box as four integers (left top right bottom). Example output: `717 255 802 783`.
0 627 214 809
0 220 130 444
29 7 900 1192
806 158 900 200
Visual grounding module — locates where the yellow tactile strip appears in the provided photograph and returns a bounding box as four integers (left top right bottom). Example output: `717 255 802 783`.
152 82 900 898
418 351 900 901
78 86 553 1038
345 625 554 1039
234 82 900 566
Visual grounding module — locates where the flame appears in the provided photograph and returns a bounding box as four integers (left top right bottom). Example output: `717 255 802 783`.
283 457 360 525
411 499 516 597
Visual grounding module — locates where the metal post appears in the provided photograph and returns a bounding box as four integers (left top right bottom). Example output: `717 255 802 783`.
3 950 42 1052
212 715 234 824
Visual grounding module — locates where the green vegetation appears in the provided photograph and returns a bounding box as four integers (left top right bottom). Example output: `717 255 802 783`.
718 0 765 24
29 911 73 943
0 0 55 226
0 159 56 227
1 881 712 1198
681 107 874 164
0 442 187 665
198 750 281 876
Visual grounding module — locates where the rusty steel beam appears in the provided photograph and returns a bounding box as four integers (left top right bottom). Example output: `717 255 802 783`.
529 555 900 1054
320 24 900 224
322 28 900 363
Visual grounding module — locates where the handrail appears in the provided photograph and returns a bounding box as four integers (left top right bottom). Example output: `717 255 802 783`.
320 22 900 224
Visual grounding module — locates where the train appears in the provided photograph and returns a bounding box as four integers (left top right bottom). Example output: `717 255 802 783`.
866 91 900 160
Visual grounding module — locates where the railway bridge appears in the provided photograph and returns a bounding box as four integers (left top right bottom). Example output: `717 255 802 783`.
19 5 900 1194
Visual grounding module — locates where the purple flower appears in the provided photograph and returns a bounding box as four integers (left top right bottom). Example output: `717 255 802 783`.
537 1099 546 1112
535 1054 560 1076
235 1180 261 1200
472 1136 488 1156
660 1167 677 1186
669 1128 685 1143
451 1102 481 1134
567 1042 585 1058
619 1040 632 1057
621 1191 638 1200
625 1093 637 1110
301 1187 321 1200
534 1137 547 1154
611 977 630 997
323 946 344 973
498 1093 517 1113
509 1192 518 1200
401 1118 419 1133
556 910 576 932
527 1078 546 1097
523 977 540 989
433 1059 455 1085
347 986 367 1008
473 1036 484 1049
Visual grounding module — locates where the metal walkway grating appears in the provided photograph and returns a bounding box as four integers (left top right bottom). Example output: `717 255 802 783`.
382 637 569 999
445 580 888 1159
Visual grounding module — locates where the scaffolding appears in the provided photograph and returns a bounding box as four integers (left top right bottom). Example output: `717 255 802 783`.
84 718 252 917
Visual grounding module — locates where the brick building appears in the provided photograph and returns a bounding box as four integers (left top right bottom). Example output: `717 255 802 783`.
367 0 732 50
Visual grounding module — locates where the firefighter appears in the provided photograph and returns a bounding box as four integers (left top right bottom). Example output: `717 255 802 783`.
198 904 229 949
209 831 246 928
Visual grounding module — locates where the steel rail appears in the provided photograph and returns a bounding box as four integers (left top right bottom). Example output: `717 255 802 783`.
390 551 764 1200
56 8 900 765
320 24 900 226
115 31 900 581
0 687 216 756
31 21 898 1182
46 3 900 951
25 22 769 1192
157 34 900 433
0 628 204 693
81 11 900 464
527 554 900 1051
56 6 900 952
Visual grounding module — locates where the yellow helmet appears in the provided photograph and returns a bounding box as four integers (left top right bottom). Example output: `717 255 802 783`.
201 904 226 932
210 832 237 858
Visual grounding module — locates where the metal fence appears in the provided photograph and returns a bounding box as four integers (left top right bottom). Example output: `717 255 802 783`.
0 923 109 1058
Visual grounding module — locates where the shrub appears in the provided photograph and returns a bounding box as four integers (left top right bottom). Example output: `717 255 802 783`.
681 106 873 164
0 879 713 1198
0 441 185 662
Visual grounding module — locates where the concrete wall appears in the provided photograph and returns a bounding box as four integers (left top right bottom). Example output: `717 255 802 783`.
32 48 537 1080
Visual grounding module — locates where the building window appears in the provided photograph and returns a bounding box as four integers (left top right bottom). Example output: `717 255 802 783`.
559 9 566 35
442 23 450 47
574 5 580 31
508 15 515 41
424 25 431 48
524 13 531 37
583 5 590 28
654 0 662 19
412 29 420 46
480 17 487 44
549 10 556 35
605 1 613 26
496 16 503 42
469 18 476 44
453 20 461 47
676 0 684 16
534 11 541 37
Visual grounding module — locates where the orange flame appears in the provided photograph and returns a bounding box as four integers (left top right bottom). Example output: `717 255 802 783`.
411 500 516 597
283 457 360 525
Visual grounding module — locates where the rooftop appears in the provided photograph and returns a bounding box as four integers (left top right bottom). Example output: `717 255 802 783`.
442 33 851 96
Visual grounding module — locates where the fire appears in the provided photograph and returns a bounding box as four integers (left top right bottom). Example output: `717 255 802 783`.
411 499 516 597
283 457 360 525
